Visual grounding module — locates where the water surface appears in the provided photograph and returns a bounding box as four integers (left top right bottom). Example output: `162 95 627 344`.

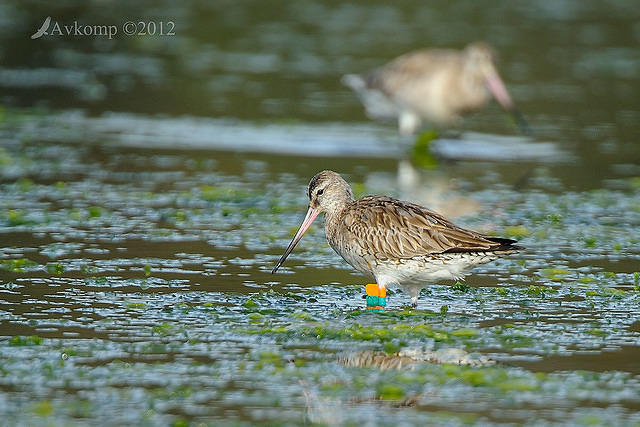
1 1 639 425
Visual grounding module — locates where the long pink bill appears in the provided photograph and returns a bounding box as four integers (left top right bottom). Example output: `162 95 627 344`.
271 206 320 274
486 71 532 136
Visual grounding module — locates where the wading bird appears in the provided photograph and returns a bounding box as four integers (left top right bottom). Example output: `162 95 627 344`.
272 170 521 307
342 42 530 136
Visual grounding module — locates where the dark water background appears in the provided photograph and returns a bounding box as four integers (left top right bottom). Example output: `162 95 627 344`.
0 1 639 425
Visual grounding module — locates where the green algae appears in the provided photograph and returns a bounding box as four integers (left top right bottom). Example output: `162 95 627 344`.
444 365 540 391
10 336 42 346
4 209 32 226
243 322 451 343
585 288 625 297
503 225 531 239
16 177 34 191
452 282 472 293
525 285 557 297
588 328 607 337
493 287 509 296
410 130 439 168
199 185 253 202
248 313 264 323
627 177 640 189
0 258 38 272
127 302 147 309
88 206 103 218
243 299 258 308
292 311 313 321
257 351 283 367
383 342 401 354
451 328 479 338
540 268 570 281
0 147 13 166
46 263 64 275
32 400 53 417
152 323 175 336
377 384 405 400
585 237 597 247
374 309 439 320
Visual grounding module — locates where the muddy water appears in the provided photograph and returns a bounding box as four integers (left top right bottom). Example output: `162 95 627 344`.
1 1 640 425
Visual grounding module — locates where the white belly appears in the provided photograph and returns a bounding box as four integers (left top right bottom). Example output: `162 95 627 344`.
364 253 500 300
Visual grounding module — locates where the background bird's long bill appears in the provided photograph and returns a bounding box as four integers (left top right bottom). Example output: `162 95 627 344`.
486 71 533 137
271 206 319 273
509 108 533 136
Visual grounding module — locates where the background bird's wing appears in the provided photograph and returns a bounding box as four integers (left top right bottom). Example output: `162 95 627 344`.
343 196 513 259
367 49 457 94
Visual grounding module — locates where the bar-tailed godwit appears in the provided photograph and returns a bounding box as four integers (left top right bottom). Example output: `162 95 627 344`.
272 170 522 307
342 42 529 136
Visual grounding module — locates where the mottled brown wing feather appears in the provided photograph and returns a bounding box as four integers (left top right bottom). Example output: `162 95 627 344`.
342 196 516 259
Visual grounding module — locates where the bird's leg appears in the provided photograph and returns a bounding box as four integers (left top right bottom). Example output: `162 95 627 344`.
378 283 386 295
399 111 421 137
365 283 386 311
411 296 418 309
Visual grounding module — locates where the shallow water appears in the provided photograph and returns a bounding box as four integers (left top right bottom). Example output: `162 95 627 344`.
1 1 640 426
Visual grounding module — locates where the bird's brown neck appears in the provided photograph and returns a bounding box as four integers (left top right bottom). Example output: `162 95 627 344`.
323 198 352 239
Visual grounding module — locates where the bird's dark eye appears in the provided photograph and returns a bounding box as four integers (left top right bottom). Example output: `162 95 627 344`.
316 188 324 196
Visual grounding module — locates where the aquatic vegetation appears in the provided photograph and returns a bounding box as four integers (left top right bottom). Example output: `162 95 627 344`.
4 209 31 226
32 400 53 417
243 298 258 308
450 328 479 338
46 263 64 275
10 336 42 346
87 206 103 218
503 225 530 239
525 285 557 297
198 185 254 202
410 130 439 168
0 118 639 426
377 384 405 400
539 268 570 282
585 287 625 298
0 258 38 272
452 281 472 293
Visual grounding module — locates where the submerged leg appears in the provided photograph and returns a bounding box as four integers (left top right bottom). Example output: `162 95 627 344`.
405 285 421 309
411 295 418 309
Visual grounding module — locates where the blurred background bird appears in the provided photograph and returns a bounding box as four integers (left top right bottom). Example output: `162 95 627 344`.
342 41 532 209
342 41 530 136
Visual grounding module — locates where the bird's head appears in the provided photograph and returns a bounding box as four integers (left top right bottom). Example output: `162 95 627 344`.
307 170 354 213
272 170 353 273
465 42 515 109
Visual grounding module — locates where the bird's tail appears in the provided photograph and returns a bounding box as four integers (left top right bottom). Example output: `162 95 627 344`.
341 73 367 91
341 73 398 120
486 237 524 252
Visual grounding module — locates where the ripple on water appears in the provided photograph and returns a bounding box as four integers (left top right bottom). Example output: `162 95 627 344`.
1 127 639 425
